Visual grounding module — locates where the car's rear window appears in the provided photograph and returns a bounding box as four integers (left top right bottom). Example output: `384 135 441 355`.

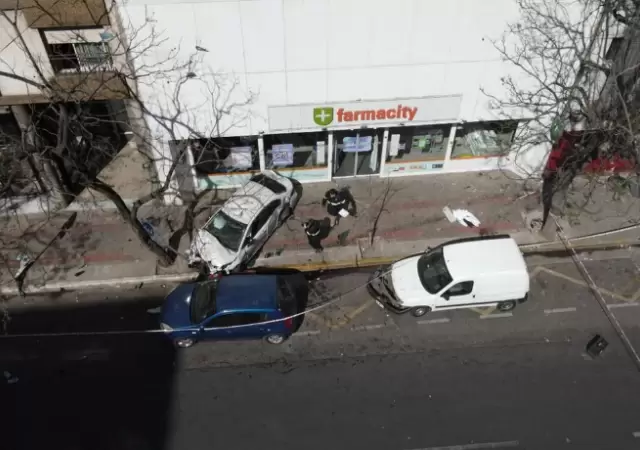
276 277 297 316
250 174 286 194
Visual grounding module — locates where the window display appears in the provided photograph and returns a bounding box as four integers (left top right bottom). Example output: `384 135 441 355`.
191 136 260 174
385 125 451 163
263 132 327 169
451 121 518 159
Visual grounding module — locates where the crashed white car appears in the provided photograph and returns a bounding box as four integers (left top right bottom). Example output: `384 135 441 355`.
189 170 298 273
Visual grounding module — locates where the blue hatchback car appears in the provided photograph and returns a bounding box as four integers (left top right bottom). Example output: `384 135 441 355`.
160 272 307 348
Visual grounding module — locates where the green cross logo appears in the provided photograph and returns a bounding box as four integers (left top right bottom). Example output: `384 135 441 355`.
313 107 334 126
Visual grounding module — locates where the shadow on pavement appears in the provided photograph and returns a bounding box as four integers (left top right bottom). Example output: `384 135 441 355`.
0 299 177 450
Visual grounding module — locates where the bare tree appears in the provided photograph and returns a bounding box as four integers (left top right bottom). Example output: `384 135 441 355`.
0 0 254 290
483 0 640 226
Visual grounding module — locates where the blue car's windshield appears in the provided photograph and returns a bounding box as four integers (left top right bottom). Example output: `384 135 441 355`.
417 248 452 294
190 283 218 323
204 210 247 252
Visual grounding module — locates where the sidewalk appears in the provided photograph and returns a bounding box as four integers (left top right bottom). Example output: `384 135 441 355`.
1 170 639 295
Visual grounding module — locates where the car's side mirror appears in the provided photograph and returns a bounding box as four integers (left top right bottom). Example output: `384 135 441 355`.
442 293 450 301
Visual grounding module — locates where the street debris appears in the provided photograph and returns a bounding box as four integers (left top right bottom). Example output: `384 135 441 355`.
443 206 481 228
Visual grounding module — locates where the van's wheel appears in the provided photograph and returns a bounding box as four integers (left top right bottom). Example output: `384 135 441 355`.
497 301 516 312
411 306 431 317
265 334 286 345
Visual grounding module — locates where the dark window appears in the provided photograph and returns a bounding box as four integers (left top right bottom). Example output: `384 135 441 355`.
249 200 280 236
47 42 112 73
250 173 286 194
191 137 260 174
445 281 474 297
190 282 218 323
417 248 453 294
606 37 623 61
206 312 266 328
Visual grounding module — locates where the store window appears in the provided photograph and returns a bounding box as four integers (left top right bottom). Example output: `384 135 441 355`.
190 136 260 175
263 132 327 171
385 125 452 163
450 121 518 159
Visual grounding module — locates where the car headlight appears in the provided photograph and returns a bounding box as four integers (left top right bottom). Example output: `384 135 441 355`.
160 323 173 332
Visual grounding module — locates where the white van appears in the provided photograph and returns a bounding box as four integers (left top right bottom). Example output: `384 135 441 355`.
368 235 530 317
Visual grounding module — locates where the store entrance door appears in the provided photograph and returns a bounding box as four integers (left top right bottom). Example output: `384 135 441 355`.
332 130 383 178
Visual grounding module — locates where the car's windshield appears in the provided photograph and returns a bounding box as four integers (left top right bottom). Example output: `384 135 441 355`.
190 283 218 323
203 210 247 252
417 248 453 294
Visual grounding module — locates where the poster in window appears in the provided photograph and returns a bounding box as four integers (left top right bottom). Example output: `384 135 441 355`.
389 134 400 156
271 144 294 166
342 136 372 152
230 146 253 169
316 141 326 165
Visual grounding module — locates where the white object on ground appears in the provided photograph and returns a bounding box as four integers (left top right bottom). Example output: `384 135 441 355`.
442 206 481 227
338 209 350 218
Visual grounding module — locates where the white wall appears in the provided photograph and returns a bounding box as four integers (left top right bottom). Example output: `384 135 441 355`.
0 11 54 96
121 0 532 140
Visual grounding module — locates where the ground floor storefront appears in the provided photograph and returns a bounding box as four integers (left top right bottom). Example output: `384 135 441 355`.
181 96 523 190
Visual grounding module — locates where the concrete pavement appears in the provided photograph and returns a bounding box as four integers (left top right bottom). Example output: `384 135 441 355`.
2 250 640 450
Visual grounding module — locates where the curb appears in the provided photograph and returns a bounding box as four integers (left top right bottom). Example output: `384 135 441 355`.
0 272 198 296
2 238 637 296
256 239 640 273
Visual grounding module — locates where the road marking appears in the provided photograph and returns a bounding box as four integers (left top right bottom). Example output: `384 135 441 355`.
418 318 451 325
352 324 385 331
544 307 577 314
535 267 630 302
407 440 520 450
608 302 640 309
480 312 513 319
296 330 321 336
470 307 496 316
329 300 375 329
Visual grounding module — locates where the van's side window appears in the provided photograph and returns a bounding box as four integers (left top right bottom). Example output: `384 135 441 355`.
445 281 474 297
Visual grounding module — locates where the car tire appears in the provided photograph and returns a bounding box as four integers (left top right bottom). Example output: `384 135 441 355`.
411 307 431 317
265 334 286 345
497 301 516 312
174 337 196 349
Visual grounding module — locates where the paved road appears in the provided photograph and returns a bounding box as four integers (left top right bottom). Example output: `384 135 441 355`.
2 250 640 450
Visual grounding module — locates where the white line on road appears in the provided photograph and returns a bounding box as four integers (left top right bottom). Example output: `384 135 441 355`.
407 440 519 450
544 307 577 314
632 431 640 438
608 302 640 309
418 318 451 325
352 324 386 331
296 330 321 337
480 312 513 319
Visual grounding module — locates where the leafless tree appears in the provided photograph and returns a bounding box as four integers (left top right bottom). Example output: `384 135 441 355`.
482 0 640 226
0 0 255 291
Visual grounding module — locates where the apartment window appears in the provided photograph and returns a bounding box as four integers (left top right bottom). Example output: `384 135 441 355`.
48 42 113 73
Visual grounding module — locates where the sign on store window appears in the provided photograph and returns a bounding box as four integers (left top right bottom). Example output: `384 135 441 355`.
271 144 294 166
342 136 372 152
230 146 253 169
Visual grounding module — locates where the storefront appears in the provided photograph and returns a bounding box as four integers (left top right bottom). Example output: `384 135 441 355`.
193 96 519 189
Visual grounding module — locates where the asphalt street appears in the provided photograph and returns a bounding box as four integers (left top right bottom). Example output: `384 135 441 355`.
1 249 640 450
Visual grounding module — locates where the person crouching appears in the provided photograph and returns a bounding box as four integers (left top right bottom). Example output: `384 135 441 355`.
303 219 324 253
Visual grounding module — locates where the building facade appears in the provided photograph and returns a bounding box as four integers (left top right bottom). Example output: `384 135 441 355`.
0 0 135 211
120 0 551 192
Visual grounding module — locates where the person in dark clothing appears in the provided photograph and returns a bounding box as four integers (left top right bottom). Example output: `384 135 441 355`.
322 188 356 227
303 218 330 253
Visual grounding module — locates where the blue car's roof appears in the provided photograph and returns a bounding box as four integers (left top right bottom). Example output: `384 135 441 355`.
216 274 279 312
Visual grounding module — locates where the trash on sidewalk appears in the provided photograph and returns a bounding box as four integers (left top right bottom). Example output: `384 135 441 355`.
442 206 481 228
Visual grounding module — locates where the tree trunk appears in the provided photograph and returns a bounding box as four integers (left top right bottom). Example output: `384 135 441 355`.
90 179 175 266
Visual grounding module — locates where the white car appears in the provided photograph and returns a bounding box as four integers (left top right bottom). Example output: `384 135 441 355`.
189 170 299 273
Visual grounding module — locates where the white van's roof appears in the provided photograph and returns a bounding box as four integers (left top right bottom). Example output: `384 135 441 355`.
443 236 527 280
